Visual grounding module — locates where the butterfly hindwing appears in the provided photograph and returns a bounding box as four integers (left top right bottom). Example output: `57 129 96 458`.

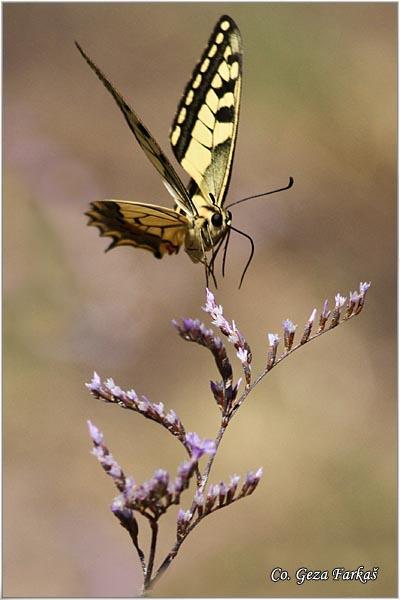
170 15 242 206
86 201 189 258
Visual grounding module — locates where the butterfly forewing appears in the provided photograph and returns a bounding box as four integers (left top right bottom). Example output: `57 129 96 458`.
86 201 188 258
170 15 242 206
75 42 197 217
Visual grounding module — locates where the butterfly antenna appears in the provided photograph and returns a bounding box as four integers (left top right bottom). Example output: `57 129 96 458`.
225 176 294 209
229 225 255 289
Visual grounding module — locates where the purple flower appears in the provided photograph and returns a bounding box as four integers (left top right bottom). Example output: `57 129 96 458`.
207 484 220 499
87 420 103 445
218 482 228 503
182 318 197 331
138 397 150 412
228 320 241 345
172 476 184 494
165 409 178 425
236 347 248 364
154 469 169 486
360 281 371 295
127 389 138 402
194 490 205 505
308 308 317 324
230 474 240 487
268 333 280 346
109 463 123 478
203 288 233 334
177 460 192 478
321 299 330 319
349 290 359 303
185 432 216 459
124 477 136 497
177 508 191 524
335 293 346 309
283 319 297 351
283 319 297 334
152 402 164 417
245 467 263 487
105 377 116 391
240 467 264 496
111 494 126 513
104 378 123 398
91 445 105 460
86 372 101 393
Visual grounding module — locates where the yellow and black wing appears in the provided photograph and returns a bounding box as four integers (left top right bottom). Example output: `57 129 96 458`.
170 15 242 207
86 201 189 258
75 42 198 217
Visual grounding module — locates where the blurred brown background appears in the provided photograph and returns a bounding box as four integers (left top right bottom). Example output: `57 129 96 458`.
4 2 396 597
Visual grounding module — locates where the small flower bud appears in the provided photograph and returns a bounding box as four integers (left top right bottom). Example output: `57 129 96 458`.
218 482 228 506
87 420 103 445
355 281 371 314
126 389 138 402
194 489 205 517
242 467 263 495
227 474 240 502
185 432 216 459
177 509 191 538
165 409 178 425
267 333 279 370
210 380 225 409
283 319 297 351
152 402 164 417
301 308 316 344
86 372 101 393
330 293 347 328
137 396 150 412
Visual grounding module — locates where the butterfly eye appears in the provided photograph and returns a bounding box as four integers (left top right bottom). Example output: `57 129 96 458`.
211 213 223 227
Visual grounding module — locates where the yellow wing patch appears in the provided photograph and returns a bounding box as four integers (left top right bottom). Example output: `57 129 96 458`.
170 15 242 206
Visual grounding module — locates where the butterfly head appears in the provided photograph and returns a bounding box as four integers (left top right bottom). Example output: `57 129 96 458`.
202 205 232 248
201 192 231 241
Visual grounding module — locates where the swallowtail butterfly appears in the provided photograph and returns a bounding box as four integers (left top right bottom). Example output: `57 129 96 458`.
76 16 292 286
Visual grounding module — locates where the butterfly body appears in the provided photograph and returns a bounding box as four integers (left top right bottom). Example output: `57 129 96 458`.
77 15 242 281
183 203 232 263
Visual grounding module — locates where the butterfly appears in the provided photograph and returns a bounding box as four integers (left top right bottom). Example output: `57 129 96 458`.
76 16 293 287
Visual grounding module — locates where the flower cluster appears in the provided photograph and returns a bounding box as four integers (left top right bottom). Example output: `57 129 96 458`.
85 280 370 594
86 374 187 446
88 422 215 520
193 469 263 518
88 420 127 491
173 317 242 415
177 468 263 539
266 282 371 370
203 288 252 385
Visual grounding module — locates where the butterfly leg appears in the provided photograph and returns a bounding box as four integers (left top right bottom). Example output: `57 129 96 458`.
198 235 218 288
221 228 231 277
208 234 226 279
